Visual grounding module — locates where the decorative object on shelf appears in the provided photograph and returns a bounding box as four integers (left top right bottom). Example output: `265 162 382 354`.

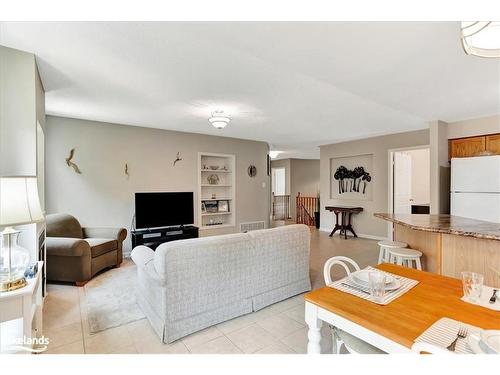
173 152 182 166
0 177 44 292
201 202 206 214
218 200 229 212
209 165 220 170
208 110 231 129
205 201 218 213
247 165 257 177
65 148 82 174
24 262 39 279
207 220 223 226
207 174 220 185
125 163 130 178
221 166 228 171
461 21 500 58
211 193 217 199
330 154 373 200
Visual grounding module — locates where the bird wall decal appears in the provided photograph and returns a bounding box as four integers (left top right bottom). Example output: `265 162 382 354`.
125 163 129 178
173 152 182 166
65 148 82 174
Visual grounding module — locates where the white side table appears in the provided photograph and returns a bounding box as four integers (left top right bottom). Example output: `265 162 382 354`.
0 261 44 354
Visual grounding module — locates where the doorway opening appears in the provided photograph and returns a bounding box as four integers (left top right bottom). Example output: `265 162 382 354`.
271 167 290 221
389 147 431 216
271 167 285 196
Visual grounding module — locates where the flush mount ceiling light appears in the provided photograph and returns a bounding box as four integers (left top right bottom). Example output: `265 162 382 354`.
269 151 282 159
208 111 231 129
461 21 500 58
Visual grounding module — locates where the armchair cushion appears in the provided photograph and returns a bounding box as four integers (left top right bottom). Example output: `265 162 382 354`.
46 213 83 238
85 238 118 258
83 227 127 242
46 237 90 257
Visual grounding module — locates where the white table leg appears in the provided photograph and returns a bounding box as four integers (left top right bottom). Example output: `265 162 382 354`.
305 302 323 354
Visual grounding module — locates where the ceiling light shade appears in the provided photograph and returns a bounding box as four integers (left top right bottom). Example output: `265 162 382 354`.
208 111 231 129
461 21 500 58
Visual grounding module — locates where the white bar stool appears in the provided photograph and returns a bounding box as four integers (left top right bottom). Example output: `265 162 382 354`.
377 240 407 264
388 248 423 270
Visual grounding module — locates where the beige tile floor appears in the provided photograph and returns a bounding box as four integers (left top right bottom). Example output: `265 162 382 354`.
42 226 379 354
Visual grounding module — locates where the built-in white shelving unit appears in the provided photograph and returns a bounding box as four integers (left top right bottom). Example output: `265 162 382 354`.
198 152 236 230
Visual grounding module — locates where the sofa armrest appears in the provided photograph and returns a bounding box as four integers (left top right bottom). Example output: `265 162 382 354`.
82 227 127 242
46 237 91 257
131 245 165 285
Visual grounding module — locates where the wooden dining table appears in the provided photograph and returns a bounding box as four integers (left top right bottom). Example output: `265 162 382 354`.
305 263 500 353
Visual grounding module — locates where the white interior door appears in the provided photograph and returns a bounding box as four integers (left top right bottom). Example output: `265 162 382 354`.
394 152 413 214
272 168 285 195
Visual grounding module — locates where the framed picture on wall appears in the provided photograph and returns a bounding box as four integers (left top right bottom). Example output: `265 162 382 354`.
330 154 374 201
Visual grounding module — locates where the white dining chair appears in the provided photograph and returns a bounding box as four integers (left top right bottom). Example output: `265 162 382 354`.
411 342 453 354
323 256 385 354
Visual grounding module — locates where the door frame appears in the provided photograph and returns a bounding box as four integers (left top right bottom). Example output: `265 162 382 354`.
387 145 430 239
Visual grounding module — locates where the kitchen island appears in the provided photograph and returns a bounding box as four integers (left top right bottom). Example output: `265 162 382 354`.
374 213 500 287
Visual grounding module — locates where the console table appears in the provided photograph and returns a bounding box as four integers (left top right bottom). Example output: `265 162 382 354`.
0 261 44 354
325 206 363 239
131 225 199 250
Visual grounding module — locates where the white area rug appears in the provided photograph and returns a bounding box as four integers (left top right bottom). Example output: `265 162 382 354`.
83 262 145 334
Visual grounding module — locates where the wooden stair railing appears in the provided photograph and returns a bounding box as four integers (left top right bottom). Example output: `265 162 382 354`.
272 194 291 220
296 192 318 226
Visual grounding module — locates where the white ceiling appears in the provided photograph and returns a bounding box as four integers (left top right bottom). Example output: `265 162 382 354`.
1 22 499 159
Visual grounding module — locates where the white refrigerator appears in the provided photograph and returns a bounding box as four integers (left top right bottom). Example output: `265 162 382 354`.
450 155 500 223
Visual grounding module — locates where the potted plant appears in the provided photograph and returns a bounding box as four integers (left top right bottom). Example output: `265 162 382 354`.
314 192 321 229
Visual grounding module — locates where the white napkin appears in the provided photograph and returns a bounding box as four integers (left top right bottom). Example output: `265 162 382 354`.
461 285 500 311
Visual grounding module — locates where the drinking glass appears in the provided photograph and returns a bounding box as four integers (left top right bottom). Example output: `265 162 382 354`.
461 271 484 302
369 272 386 303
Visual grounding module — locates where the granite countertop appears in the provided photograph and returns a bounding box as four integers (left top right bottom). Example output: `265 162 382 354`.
374 213 500 241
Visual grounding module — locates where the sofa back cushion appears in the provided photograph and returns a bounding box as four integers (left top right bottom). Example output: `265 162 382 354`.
153 225 310 322
154 232 253 320
46 213 83 239
248 224 310 295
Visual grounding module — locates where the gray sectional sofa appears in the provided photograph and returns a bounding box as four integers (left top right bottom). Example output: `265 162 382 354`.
131 224 311 343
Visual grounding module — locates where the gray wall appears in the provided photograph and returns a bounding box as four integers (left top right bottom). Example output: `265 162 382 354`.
447 115 500 139
320 129 429 239
45 116 271 255
0 45 38 176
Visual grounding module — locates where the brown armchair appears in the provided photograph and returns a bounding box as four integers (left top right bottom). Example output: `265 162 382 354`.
46 213 127 286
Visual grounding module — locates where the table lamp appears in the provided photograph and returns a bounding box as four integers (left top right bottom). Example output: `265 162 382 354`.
0 176 44 292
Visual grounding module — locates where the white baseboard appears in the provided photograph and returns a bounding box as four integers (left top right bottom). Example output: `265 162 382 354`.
319 227 388 241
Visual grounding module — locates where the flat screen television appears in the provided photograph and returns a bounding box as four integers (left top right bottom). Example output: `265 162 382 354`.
135 192 194 229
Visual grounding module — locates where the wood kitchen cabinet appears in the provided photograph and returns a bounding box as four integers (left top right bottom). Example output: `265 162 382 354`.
449 133 500 159
486 134 500 154
449 136 486 158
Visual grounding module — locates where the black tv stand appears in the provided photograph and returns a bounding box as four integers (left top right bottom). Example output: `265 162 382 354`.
131 225 199 250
